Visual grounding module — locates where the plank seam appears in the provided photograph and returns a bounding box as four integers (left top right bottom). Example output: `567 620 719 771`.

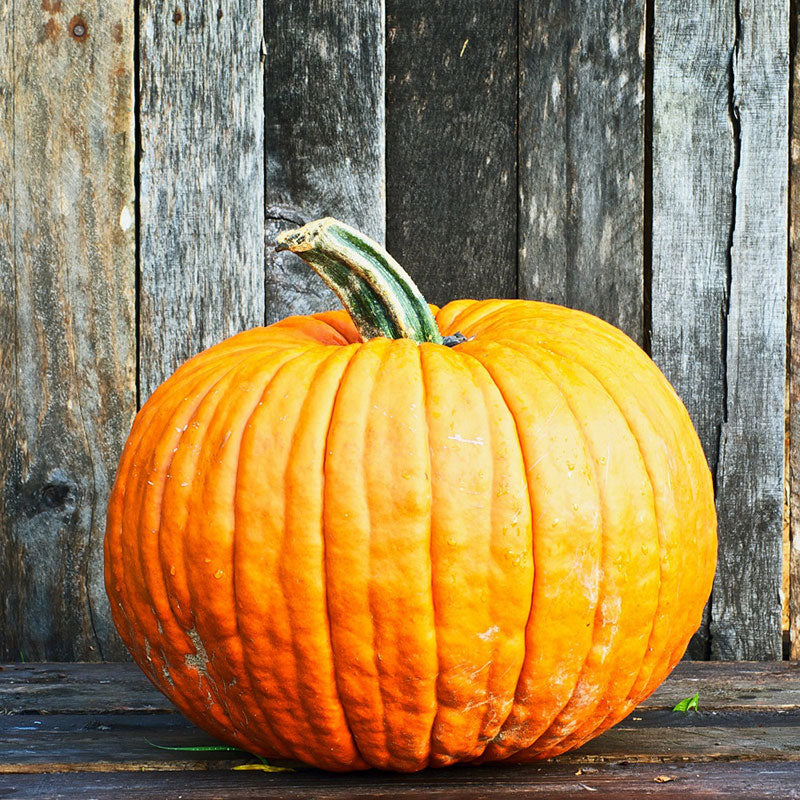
134 0 142 410
642 0 654 355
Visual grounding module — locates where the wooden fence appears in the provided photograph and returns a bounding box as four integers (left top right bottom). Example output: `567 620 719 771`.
0 0 794 662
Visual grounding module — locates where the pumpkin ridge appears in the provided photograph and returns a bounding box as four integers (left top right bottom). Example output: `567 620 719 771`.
513 323 715 699
170 350 307 752
508 316 713 674
439 299 515 339
431 345 533 762
508 339 662 756
417 344 443 768
323 342 393 767
526 338 668 742
462 340 606 762
225 348 337 761
313 344 372 769
492 338 656 760
118 356 262 741
274 345 368 768
363 342 436 770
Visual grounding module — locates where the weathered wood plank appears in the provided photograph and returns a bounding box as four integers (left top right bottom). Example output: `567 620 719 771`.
651 0 788 660
138 0 265 398
0 1 136 661
5 661 800 715
709 0 788 662
650 0 732 660
3 762 800 800
2 708 800 773
517 0 646 344
265 0 385 322
385 2 516 305
5 762 800 800
792 1 800 662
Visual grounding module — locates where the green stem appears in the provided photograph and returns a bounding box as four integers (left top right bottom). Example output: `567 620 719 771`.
276 217 443 344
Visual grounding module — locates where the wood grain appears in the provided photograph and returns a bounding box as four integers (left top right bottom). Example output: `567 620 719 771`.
265 0 385 323
649 0 732 658
2 663 800 796
385 1 517 305
709 0 788 662
792 0 800 662
0 0 136 661
5 661 799 715
2 709 800 772
3 762 800 800
651 0 788 660
517 0 646 344
138 0 265 398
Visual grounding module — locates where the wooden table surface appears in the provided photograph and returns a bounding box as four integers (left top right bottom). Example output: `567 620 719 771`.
0 661 799 798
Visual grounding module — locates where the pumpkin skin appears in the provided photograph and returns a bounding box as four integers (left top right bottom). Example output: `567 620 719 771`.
105 224 716 772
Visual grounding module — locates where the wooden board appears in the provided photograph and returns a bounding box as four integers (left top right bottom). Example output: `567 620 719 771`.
517 0 646 344
708 0 788 662
3 708 800 773
385 1 517 305
651 0 788 661
265 0 385 323
0 0 136 661
4 661 800 716
3 762 800 800
2 663 800 796
138 0 266 398
791 1 800 663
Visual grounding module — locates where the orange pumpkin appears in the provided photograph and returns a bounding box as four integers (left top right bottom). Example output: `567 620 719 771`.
105 218 716 771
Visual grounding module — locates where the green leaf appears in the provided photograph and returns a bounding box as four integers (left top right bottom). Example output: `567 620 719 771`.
672 692 699 712
146 740 244 753
146 740 294 772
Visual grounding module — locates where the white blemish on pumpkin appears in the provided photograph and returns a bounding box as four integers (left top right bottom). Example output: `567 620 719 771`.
160 662 175 687
477 625 499 641
184 628 212 684
448 434 485 446
119 205 133 231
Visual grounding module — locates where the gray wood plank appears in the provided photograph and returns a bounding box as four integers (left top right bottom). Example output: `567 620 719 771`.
651 1 788 660
4 661 800 716
138 0 265 398
709 0 788 661
791 3 800 663
0 1 136 660
2 708 800 773
265 0 385 323
517 0 646 344
385 1 517 305
4 762 800 800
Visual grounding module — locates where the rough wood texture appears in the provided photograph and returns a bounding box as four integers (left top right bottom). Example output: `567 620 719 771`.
709 0 788 662
3 663 800 795
385 2 517 305
4 709 800 773
265 0 385 323
5 661 800 715
3 762 800 800
517 0 646 344
138 0 265 398
0 0 136 661
792 2 800 662
651 0 788 660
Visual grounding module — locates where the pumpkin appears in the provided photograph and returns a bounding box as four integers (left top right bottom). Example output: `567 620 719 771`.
105 217 716 772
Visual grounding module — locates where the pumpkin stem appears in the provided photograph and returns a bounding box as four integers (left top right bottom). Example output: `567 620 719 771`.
275 217 443 344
